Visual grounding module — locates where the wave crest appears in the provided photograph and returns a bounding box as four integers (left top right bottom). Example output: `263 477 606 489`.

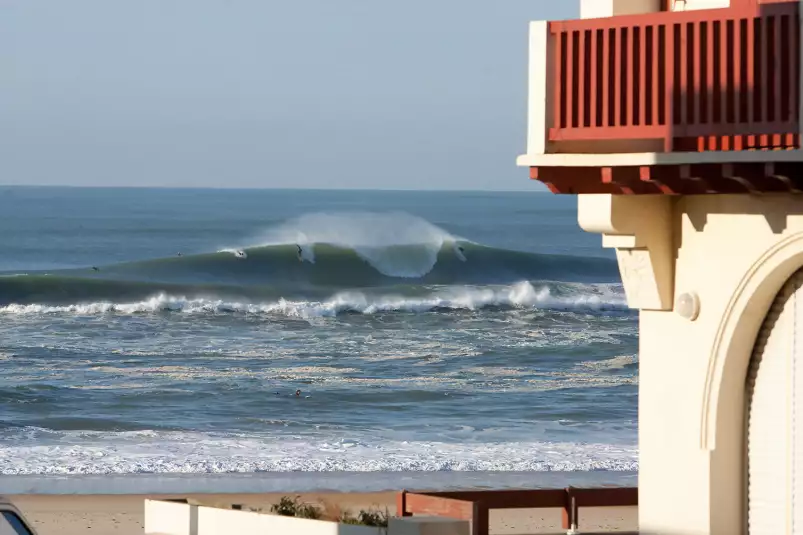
235 212 459 278
0 213 621 305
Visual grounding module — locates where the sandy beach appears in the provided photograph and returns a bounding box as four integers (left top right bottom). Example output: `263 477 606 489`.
10 492 637 535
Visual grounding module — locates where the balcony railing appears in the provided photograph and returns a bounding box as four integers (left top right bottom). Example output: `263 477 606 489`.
548 1 800 152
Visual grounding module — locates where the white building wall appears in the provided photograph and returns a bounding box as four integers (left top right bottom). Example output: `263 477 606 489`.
669 0 731 11
580 0 662 18
578 194 803 534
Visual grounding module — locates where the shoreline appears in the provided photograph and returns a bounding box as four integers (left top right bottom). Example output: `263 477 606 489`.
10 492 639 535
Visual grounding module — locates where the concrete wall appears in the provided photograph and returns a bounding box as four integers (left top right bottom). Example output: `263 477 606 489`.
144 501 384 535
144 500 468 535
196 507 382 535
145 500 194 535
578 194 803 534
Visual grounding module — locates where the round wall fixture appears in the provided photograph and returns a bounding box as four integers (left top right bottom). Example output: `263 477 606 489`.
675 292 700 321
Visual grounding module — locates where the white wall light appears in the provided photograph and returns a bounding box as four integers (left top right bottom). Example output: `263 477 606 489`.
675 292 700 321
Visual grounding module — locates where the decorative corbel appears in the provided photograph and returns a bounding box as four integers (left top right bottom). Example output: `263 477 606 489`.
578 194 675 311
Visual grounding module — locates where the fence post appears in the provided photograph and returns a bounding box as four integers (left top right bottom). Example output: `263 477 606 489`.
397 490 411 517
563 487 580 534
471 501 489 535
561 488 571 529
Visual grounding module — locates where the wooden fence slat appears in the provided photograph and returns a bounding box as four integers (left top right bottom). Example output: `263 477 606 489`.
652 25 660 125
692 21 701 126
578 30 587 127
590 29 599 126
719 20 728 126
679 21 688 132
783 14 793 123
603 28 612 126
707 20 715 125
758 15 768 147
734 17 743 125
774 15 783 124
567 30 575 128
746 16 755 129
615 27 623 126
554 29 564 130
639 26 647 126
427 489 567 508
403 494 475 519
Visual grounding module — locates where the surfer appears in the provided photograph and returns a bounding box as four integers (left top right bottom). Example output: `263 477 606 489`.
177 252 183 257
235 250 247 259
296 244 303 262
454 243 467 262
295 389 302 397
91 266 100 272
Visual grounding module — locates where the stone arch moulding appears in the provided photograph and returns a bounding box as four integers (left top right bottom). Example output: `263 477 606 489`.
701 232 803 451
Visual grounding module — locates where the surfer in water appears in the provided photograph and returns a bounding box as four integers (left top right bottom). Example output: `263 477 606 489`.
296 244 303 262
453 243 467 262
91 266 100 272
235 250 247 259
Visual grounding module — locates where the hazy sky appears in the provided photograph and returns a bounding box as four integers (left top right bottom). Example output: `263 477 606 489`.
2 1 575 190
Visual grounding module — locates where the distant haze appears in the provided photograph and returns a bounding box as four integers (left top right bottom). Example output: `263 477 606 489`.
1 1 575 190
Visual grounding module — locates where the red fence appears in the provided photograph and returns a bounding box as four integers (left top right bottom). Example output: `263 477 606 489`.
548 2 800 152
397 487 638 535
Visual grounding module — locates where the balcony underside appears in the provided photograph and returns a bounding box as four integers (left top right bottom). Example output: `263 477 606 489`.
531 161 803 194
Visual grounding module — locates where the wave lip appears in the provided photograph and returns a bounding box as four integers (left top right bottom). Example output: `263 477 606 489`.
0 282 627 318
235 211 459 278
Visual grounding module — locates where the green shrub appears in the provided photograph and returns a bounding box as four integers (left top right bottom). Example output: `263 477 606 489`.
356 508 389 528
270 496 322 520
295 502 322 520
339 511 360 524
272 497 386 527
270 496 299 517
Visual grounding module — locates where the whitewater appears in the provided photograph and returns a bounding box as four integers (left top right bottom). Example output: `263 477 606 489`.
0 188 637 494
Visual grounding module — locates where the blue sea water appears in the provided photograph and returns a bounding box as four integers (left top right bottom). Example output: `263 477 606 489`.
0 187 637 493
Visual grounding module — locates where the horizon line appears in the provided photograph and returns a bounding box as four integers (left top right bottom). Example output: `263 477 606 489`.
0 184 547 194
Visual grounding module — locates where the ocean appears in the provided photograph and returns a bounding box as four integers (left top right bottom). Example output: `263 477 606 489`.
0 187 637 494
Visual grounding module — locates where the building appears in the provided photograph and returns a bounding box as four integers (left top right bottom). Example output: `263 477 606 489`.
518 0 803 533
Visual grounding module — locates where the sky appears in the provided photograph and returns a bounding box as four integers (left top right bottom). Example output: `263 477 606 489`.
1 1 576 190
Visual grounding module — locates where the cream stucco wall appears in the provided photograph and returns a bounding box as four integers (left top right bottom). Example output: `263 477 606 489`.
669 0 731 11
579 194 803 534
580 0 661 18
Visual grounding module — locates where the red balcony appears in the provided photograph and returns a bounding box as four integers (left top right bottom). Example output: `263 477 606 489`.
552 1 799 152
521 0 803 194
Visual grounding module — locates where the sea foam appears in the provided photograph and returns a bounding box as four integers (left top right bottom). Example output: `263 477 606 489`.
0 428 637 475
0 282 626 317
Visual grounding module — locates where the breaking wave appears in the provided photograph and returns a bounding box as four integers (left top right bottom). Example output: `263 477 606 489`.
231 212 457 278
0 212 621 314
0 282 626 317
0 428 638 475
